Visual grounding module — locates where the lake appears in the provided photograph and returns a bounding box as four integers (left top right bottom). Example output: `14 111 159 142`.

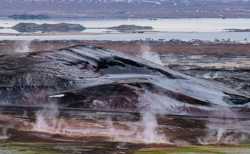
0 18 250 41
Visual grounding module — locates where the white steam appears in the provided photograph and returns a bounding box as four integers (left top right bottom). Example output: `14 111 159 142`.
198 108 247 145
137 90 180 144
141 112 164 143
14 40 31 53
0 127 9 140
31 90 172 144
30 79 247 145
140 45 163 65
33 103 60 132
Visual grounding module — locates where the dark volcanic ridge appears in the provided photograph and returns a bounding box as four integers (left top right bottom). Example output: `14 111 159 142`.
0 44 250 144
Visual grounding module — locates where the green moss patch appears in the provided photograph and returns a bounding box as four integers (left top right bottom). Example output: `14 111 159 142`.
0 142 63 154
135 145 250 154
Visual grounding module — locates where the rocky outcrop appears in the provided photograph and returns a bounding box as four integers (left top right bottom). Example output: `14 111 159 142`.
12 23 86 33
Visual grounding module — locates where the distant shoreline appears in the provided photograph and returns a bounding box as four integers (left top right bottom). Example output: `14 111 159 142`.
0 18 250 42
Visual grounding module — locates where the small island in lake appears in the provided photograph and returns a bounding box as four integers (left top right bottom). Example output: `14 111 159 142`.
12 23 86 33
225 28 250 32
108 24 153 33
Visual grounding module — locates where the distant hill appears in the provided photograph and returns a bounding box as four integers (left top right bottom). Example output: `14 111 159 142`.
1 0 250 18
8 14 50 20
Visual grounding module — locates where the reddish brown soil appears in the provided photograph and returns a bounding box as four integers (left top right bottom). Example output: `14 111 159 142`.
1 40 250 56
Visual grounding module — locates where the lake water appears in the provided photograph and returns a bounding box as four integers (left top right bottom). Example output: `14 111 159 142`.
1 18 250 41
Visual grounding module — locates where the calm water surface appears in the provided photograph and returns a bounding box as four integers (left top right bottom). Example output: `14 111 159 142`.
0 18 250 41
